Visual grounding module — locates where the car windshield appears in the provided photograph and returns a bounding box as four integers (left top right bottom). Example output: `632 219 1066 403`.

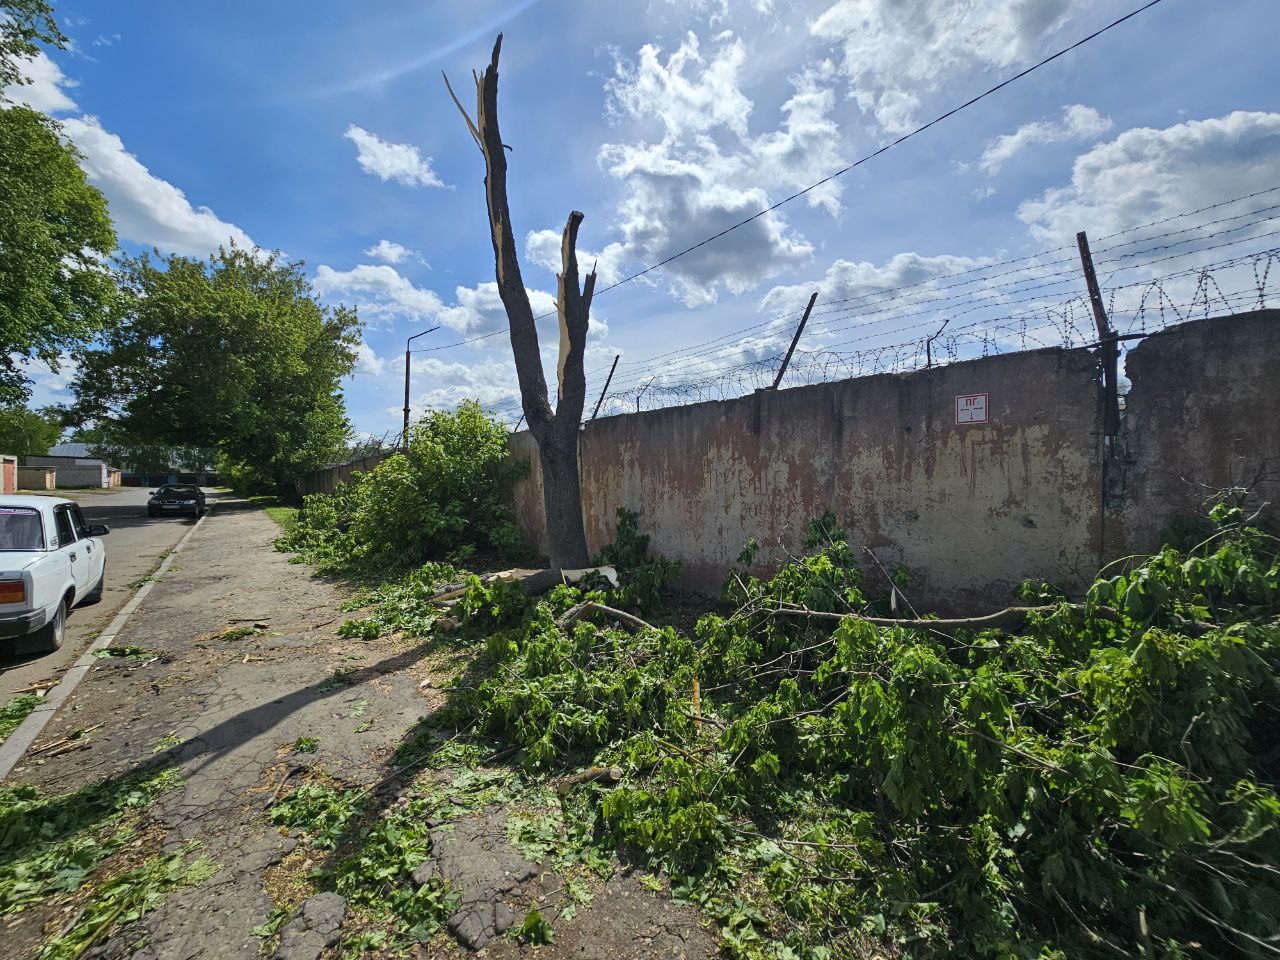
156 486 196 496
0 507 45 551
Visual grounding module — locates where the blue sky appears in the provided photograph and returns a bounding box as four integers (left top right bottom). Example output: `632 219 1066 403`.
10 0 1280 436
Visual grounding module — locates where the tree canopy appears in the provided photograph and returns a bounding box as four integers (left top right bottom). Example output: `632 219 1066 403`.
0 105 117 405
0 0 63 92
70 248 361 491
0 405 62 457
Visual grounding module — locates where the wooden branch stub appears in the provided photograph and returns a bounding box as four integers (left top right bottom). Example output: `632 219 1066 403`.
441 71 481 150
552 765 622 796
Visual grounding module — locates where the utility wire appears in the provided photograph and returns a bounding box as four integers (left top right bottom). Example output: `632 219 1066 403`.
421 0 1170 357
587 0 1170 297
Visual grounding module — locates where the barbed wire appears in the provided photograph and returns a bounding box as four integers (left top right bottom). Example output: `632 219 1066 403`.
480 245 1278 422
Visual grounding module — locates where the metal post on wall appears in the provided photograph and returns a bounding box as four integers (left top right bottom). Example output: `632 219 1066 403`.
590 354 620 422
1077 229 1119 570
771 291 818 390
1077 231 1119 440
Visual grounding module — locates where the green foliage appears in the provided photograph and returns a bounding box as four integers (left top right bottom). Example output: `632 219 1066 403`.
71 424 212 481
0 693 39 744
446 506 1280 958
277 403 528 573
36 843 217 960
293 736 319 754
336 562 461 640
594 508 680 613
0 105 116 404
252 902 293 942
0 0 64 91
0 406 62 457
512 909 554 945
69 247 360 492
0 767 183 916
269 784 363 850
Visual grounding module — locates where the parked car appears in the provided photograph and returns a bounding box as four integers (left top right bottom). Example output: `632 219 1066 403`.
147 484 206 518
0 496 110 653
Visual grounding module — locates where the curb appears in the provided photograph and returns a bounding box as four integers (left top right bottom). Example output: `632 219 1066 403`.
0 507 214 781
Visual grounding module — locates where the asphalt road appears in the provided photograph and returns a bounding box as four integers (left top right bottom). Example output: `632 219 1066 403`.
0 486 209 701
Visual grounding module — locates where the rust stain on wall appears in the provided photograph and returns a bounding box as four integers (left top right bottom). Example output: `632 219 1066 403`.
505 310 1276 612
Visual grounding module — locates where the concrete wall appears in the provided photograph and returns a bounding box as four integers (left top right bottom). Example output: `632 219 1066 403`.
18 467 55 491
1115 309 1280 553
295 452 392 497
510 309 1278 611
513 345 1105 610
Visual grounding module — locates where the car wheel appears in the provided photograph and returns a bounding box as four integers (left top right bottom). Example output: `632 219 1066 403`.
27 599 66 654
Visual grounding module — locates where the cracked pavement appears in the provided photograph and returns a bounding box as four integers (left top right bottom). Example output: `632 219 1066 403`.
1 495 716 960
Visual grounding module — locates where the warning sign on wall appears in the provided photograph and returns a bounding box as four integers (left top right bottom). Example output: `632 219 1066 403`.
956 393 988 424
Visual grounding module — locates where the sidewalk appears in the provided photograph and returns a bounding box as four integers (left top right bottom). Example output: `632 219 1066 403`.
0 499 713 960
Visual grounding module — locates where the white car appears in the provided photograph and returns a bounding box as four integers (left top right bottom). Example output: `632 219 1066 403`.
0 496 110 654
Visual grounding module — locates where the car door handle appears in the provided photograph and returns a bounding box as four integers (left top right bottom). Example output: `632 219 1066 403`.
69 552 77 561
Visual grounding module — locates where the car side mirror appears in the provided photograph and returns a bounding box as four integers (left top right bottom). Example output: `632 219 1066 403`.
88 524 110 536
149 490 157 495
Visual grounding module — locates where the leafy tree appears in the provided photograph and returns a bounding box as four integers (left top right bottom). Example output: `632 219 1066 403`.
71 424 212 478
278 401 528 572
0 0 63 92
70 248 361 492
0 405 62 457
0 107 117 405
1 2 117 404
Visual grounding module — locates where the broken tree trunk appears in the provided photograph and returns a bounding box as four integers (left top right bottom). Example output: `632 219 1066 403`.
445 34 594 568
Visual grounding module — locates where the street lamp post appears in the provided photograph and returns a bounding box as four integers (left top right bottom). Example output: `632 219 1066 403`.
402 326 440 452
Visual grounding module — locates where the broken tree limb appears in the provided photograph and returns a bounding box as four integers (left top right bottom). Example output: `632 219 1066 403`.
767 602 1218 635
552 765 622 795
556 601 654 633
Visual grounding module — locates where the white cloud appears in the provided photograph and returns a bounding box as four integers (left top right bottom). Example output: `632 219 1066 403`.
313 264 444 326
344 124 446 188
979 104 1112 174
525 229 626 288
1017 111 1280 243
606 31 753 139
3 49 77 113
354 341 385 376
60 115 254 257
436 282 558 335
401 357 521 416
313 264 561 338
363 239 421 265
12 352 78 408
600 32 845 306
810 0 1081 134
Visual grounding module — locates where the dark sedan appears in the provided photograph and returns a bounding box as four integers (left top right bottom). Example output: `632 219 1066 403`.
146 485 206 518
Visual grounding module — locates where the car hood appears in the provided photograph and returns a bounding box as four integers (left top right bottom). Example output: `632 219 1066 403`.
0 552 45 573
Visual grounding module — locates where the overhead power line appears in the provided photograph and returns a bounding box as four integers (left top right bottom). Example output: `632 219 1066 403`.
588 0 1171 297
419 0 1171 357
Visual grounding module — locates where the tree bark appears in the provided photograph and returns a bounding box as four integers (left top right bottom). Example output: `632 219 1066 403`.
445 34 594 568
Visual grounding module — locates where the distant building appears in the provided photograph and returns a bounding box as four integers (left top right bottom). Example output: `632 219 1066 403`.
23 448 118 489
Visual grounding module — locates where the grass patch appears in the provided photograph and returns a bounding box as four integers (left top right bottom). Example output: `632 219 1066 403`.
0 694 40 744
